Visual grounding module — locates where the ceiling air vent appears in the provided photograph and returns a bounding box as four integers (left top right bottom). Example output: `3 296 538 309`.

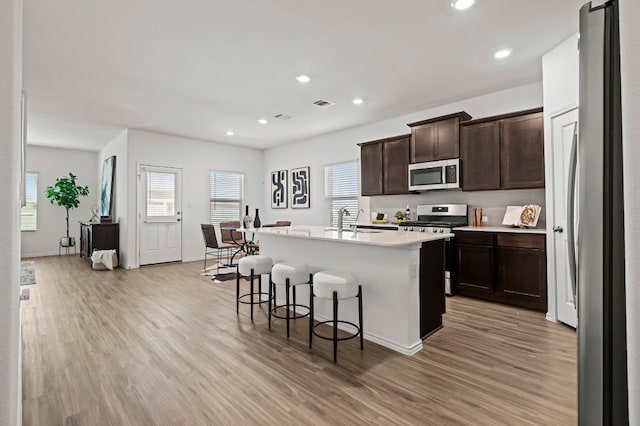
311 99 335 108
274 113 292 120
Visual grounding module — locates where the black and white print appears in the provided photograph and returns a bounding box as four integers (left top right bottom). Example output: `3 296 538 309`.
271 170 288 209
290 166 310 209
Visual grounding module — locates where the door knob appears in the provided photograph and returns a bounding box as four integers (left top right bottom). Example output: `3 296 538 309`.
177 218 181 222
553 226 563 233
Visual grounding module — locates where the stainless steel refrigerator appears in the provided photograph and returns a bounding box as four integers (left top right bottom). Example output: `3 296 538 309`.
572 1 628 424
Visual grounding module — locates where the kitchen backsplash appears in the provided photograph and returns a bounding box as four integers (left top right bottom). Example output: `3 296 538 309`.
367 188 546 228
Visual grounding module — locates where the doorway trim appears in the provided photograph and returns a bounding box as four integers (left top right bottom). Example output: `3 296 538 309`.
136 161 184 267
543 102 579 323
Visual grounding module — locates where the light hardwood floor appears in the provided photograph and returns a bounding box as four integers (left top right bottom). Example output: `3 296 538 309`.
21 256 577 425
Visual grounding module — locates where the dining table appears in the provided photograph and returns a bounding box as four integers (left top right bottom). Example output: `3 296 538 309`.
219 226 259 266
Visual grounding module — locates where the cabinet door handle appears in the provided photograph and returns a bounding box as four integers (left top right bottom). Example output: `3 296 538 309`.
553 226 563 233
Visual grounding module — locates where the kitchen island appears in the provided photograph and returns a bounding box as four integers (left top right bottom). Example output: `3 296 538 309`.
253 225 452 355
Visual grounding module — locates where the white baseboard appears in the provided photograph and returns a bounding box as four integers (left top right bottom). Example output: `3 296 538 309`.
310 310 423 356
21 251 74 258
545 312 558 323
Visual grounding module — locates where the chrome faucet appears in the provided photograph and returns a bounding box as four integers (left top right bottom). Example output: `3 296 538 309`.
351 208 365 235
337 207 351 232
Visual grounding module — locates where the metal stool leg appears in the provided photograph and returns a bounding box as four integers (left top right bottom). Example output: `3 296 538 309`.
236 265 240 314
293 285 297 316
358 285 363 350
309 283 314 349
258 274 262 301
286 279 291 338
333 291 338 363
268 275 273 329
250 269 255 320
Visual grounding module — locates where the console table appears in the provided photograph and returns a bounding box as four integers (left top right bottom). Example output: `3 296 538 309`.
79 222 119 265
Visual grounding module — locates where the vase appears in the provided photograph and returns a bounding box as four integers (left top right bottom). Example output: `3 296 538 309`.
243 205 250 228
253 208 261 228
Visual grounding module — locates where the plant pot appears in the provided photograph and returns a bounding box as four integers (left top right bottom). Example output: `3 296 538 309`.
60 237 76 247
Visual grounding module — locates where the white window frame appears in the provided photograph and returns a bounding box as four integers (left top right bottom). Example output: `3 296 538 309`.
209 170 244 226
324 160 359 228
21 171 38 232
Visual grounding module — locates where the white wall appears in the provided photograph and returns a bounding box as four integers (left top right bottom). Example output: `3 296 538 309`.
98 130 129 266
126 130 265 267
0 0 22 424
542 34 579 114
21 146 98 257
541 34 579 323
263 82 544 227
620 1 640 423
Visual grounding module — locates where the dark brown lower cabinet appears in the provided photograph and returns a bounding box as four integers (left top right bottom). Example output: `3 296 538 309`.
496 234 547 311
420 239 446 338
453 231 547 312
80 222 120 266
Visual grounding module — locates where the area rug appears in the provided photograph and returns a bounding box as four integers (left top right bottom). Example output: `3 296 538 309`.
20 261 36 286
200 265 238 283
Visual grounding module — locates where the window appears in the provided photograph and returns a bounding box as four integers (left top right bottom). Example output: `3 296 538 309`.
146 171 176 217
210 171 244 225
21 172 37 231
324 161 359 227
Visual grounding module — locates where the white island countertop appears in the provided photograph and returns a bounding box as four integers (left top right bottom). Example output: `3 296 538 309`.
253 225 452 247
453 226 547 235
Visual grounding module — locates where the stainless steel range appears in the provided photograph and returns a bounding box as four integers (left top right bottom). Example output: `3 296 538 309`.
400 204 468 295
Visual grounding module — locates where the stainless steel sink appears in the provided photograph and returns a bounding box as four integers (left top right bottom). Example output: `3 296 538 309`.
324 228 383 234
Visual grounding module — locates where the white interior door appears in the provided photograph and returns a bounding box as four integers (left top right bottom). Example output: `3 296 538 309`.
551 108 578 328
139 165 182 265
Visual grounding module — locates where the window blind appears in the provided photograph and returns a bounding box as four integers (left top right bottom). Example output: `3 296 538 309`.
324 161 359 227
146 171 176 217
21 172 37 231
210 171 243 225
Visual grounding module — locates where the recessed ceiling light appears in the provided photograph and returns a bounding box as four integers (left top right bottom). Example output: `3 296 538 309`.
352 98 364 105
494 48 512 59
296 75 311 83
257 119 268 125
226 130 234 136
451 0 474 10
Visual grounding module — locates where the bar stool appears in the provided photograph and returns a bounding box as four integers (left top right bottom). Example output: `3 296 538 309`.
269 262 312 337
236 255 273 320
310 270 363 363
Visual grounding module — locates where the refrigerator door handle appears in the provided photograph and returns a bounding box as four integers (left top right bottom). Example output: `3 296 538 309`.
566 123 578 307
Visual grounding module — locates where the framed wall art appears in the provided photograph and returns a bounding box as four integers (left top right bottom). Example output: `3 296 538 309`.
271 170 288 209
100 156 116 221
290 166 310 209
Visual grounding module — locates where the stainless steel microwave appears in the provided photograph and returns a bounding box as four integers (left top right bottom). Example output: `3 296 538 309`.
408 158 460 191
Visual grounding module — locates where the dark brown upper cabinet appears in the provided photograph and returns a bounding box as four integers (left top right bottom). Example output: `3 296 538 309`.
460 121 501 191
407 112 471 163
501 112 545 189
360 141 384 196
460 108 544 191
359 134 410 196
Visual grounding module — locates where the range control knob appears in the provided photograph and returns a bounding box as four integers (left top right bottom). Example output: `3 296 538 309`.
439 228 445 233
420 228 426 232
431 229 437 233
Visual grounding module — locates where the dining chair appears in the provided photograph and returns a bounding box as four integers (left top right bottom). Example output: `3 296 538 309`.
219 221 244 244
201 224 234 272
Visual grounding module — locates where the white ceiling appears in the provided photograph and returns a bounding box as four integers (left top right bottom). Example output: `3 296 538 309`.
23 0 584 151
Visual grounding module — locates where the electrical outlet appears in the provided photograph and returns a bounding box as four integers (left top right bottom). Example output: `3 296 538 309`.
409 262 418 278
482 216 488 223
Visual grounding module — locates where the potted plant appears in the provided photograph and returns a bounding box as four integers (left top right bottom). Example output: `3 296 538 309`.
45 173 90 248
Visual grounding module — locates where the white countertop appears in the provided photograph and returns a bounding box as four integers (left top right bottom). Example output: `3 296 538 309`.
253 225 452 247
453 226 547 235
